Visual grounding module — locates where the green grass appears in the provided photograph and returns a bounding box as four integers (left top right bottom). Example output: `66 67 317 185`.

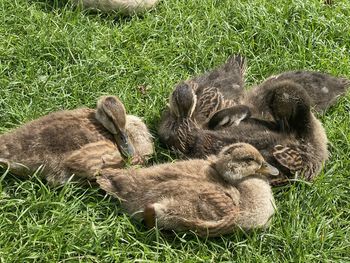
1 0 350 261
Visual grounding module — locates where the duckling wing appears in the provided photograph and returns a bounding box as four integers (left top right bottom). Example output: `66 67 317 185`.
196 188 240 219
263 71 350 113
187 55 246 127
64 141 124 180
191 84 231 126
273 144 322 181
169 188 241 237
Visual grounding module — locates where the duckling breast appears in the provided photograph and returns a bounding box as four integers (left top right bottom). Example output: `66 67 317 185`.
235 176 275 229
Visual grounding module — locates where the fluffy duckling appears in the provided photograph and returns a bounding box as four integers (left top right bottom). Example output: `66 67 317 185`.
158 83 251 154
72 0 159 13
189 55 246 127
157 83 199 154
158 55 246 132
158 81 328 185
0 96 153 185
97 143 278 237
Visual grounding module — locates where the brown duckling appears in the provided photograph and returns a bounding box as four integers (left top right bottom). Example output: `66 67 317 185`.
158 54 246 147
97 143 278 237
0 96 153 185
158 81 328 185
158 83 251 155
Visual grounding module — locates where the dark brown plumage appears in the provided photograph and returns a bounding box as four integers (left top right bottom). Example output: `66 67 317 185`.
97 143 277 237
191 54 246 102
157 55 345 184
189 54 246 128
247 70 350 113
0 96 153 185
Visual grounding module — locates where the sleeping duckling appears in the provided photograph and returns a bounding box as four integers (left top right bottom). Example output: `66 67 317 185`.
243 71 350 123
157 55 247 136
72 0 159 13
97 143 278 237
0 96 153 185
158 83 252 154
158 81 328 184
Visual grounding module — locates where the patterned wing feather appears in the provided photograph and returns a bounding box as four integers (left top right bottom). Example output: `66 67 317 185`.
273 145 303 172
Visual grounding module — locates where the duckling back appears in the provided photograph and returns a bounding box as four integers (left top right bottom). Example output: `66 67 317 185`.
126 115 154 157
0 109 114 175
261 71 350 113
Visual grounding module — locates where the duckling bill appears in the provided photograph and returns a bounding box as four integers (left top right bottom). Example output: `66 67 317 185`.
97 143 278 237
0 96 154 185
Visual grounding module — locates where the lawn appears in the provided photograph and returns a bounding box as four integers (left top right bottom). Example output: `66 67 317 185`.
1 0 350 262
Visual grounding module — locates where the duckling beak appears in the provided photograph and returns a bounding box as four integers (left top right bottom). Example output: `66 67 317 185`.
257 162 280 176
114 131 135 158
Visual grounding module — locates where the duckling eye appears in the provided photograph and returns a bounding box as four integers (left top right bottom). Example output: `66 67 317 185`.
120 134 127 143
241 157 255 162
223 149 233 155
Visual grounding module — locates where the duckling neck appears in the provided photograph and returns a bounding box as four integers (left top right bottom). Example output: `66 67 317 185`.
234 175 275 229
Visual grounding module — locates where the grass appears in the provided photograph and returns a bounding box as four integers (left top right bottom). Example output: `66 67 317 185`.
1 0 350 261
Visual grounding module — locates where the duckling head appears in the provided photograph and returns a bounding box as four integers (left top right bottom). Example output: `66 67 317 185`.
169 82 197 119
214 143 279 184
266 80 312 134
96 96 135 158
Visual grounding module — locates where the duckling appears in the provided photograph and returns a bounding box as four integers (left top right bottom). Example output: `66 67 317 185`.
189 54 246 127
158 80 328 185
72 0 159 13
158 83 251 154
0 96 153 185
157 83 198 154
242 80 329 182
97 143 278 237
